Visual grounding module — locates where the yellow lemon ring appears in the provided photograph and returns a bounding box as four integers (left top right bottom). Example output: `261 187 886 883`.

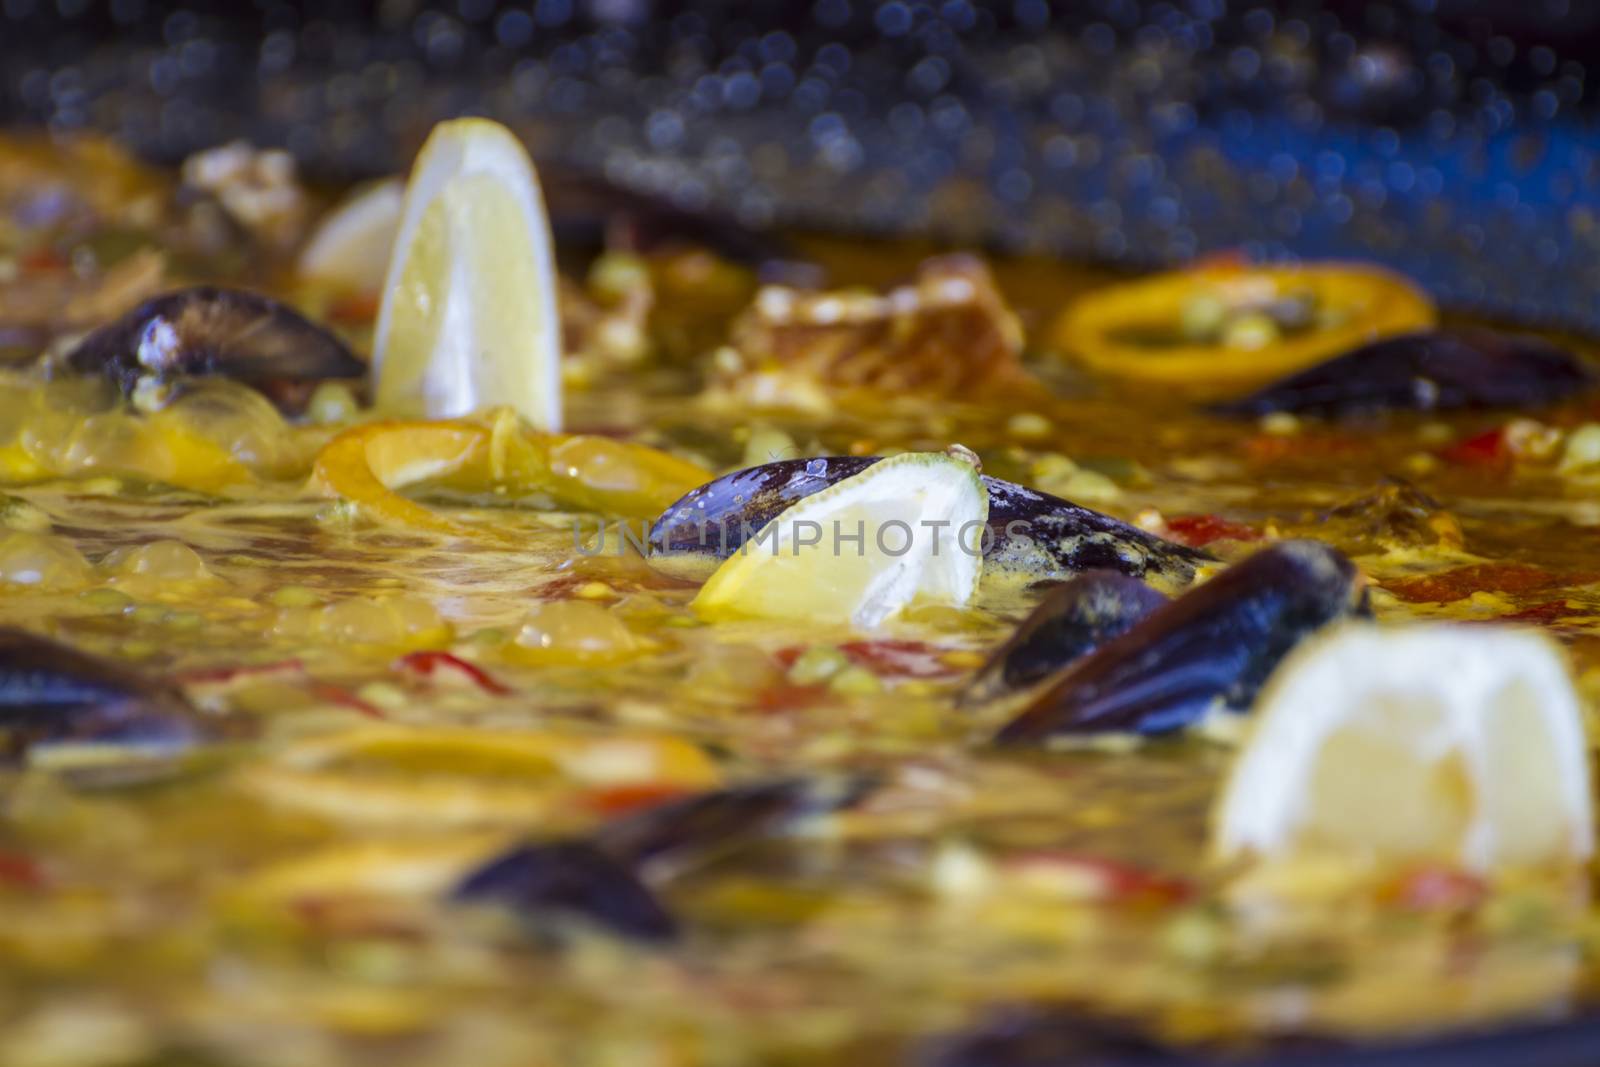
1052 262 1436 396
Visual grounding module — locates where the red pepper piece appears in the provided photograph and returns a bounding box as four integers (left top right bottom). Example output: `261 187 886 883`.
1437 427 1510 468
1164 513 1262 548
1383 562 1588 604
578 783 695 817
395 650 511 695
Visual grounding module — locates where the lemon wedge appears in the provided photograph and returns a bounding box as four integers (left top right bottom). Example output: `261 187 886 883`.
298 177 404 291
372 118 561 430
691 451 988 628
1213 622 1593 872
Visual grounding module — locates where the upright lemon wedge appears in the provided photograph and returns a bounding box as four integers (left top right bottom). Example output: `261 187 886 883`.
1213 623 1593 873
372 119 561 430
692 450 988 629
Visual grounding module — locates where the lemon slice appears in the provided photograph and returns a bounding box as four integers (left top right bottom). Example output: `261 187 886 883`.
372 118 561 430
691 451 988 628
298 177 404 291
1213 622 1593 872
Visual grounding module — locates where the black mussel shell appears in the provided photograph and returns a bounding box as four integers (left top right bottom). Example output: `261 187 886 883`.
453 776 873 944
0 627 209 756
960 572 1169 707
594 775 875 880
1214 330 1597 418
917 1004 1185 1067
648 457 1206 588
60 286 366 415
453 840 679 943
995 541 1367 742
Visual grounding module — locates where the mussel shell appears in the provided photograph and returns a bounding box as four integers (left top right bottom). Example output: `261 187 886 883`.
594 774 875 880
917 1004 1182 1067
1213 330 1597 418
0 626 207 755
960 572 1169 707
994 541 1367 742
60 286 366 415
648 457 1206 587
453 840 679 943
452 775 873 944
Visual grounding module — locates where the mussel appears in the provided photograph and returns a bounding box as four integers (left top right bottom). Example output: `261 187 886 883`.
648 457 1207 589
58 286 366 415
452 775 872 944
1214 330 1597 418
995 541 1367 742
918 1004 1181 1067
960 572 1169 707
0 627 208 758
453 840 681 943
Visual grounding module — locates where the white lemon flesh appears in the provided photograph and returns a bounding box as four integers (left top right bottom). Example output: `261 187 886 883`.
372 118 561 430
297 177 404 291
1213 622 1594 872
692 451 989 629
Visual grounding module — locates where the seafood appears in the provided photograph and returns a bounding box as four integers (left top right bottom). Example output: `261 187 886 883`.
649 457 1207 588
58 286 366 415
960 572 1169 707
0 627 207 756
1213 331 1598 418
712 256 1031 400
1321 478 1464 553
995 541 1367 742
918 1005 1179 1067
453 776 872 943
594 775 876 880
453 840 680 943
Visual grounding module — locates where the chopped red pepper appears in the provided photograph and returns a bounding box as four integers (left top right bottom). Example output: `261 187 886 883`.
836 639 965 679
1383 562 1590 604
1163 513 1262 548
19 246 67 273
1502 599 1574 625
308 682 386 720
1005 851 1194 907
578 783 695 817
1437 427 1511 468
0 849 45 889
326 292 380 325
774 639 965 680
395 650 511 695
753 682 826 713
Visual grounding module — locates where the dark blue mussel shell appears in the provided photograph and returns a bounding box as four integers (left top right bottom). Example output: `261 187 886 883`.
452 776 873 944
1214 331 1597 419
961 572 1170 707
60 287 366 415
648 457 1207 589
0 626 208 756
918 1004 1187 1067
994 542 1367 742
453 840 681 943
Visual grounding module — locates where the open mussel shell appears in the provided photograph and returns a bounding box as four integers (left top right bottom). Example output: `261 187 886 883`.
1213 330 1597 418
994 541 1368 742
960 572 1169 708
452 775 874 944
0 627 222 782
648 457 1206 588
58 286 366 415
